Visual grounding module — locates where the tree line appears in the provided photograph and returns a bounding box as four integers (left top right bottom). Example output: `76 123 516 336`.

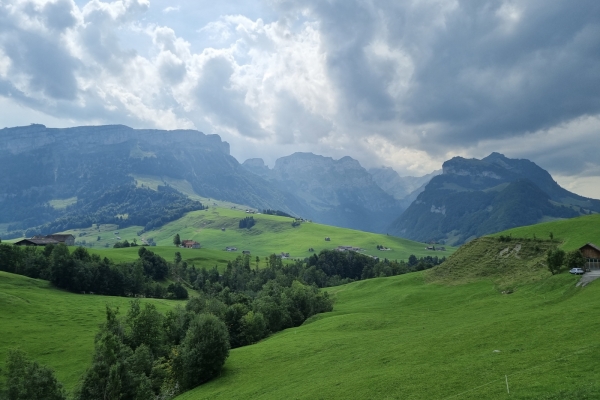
0 244 188 300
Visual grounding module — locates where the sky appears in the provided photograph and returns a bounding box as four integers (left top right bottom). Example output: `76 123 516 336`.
0 0 599 197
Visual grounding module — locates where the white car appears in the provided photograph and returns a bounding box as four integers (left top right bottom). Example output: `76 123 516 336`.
569 268 584 275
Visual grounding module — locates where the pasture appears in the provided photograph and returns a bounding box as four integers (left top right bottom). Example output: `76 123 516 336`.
489 213 600 251
0 271 181 391
177 271 600 400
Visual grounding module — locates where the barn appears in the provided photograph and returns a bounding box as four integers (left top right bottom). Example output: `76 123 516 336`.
579 243 600 270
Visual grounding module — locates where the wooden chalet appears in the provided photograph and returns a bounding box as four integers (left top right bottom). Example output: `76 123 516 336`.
579 243 600 270
181 240 201 249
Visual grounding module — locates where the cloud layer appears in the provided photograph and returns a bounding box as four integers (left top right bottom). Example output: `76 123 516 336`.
0 0 599 194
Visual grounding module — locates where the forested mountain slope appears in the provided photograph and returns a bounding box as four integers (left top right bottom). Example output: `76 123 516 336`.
389 153 599 245
0 124 306 238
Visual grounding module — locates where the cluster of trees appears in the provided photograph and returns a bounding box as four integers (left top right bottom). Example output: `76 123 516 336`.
238 216 256 229
113 239 139 248
1 349 66 400
74 301 231 399
0 244 188 299
261 209 293 218
547 248 586 275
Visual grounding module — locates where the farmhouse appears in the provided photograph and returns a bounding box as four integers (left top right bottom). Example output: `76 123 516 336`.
181 240 201 249
15 234 75 246
242 250 251 255
226 247 238 252
579 243 600 270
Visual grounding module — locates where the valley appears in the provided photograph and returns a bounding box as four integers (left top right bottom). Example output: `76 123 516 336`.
59 207 451 268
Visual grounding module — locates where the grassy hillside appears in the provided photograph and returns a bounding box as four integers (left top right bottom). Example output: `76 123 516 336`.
489 213 600 251
60 207 453 268
177 272 599 399
0 271 181 391
426 237 555 290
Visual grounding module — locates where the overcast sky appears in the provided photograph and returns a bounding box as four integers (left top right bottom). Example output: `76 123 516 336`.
1 0 599 197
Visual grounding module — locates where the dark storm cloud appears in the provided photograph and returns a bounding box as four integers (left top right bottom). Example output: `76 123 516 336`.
275 0 600 146
403 0 600 144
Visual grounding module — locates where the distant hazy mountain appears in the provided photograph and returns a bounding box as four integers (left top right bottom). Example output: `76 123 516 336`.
243 153 403 233
0 124 305 237
368 167 441 208
389 153 600 245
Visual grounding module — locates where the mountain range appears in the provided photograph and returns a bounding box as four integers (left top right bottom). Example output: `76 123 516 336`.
388 152 600 245
242 153 402 232
0 125 408 237
1 124 597 244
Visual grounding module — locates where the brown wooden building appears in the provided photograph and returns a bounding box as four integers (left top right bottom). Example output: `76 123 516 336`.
579 243 600 270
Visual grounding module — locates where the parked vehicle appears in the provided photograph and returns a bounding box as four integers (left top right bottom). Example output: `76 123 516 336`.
569 268 585 275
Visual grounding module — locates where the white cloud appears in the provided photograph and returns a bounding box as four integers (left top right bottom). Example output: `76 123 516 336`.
162 5 179 13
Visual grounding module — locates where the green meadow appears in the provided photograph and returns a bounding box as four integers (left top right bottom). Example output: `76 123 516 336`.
65 207 451 268
489 213 600 251
2 213 599 398
177 272 599 400
0 271 181 391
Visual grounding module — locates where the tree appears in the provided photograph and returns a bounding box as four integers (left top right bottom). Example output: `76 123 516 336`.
547 248 566 275
565 250 586 271
549 232 554 241
173 234 181 247
174 314 230 390
5 349 66 400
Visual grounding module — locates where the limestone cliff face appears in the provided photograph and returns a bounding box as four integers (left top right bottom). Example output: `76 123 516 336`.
0 124 230 155
0 124 300 233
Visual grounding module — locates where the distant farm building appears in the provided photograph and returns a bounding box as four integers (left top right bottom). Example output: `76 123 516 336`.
280 252 290 258
15 234 75 247
337 246 361 252
226 247 238 252
579 243 600 270
181 240 201 249
242 250 251 255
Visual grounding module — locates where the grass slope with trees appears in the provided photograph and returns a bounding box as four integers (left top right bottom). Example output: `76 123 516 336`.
56 207 454 267
174 215 600 399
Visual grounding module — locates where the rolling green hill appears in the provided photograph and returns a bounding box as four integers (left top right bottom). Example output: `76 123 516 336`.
174 217 600 399
177 272 600 399
0 271 181 391
489 213 600 251
63 207 453 269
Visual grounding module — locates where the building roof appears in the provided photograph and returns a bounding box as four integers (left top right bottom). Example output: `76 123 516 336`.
580 243 600 252
46 234 75 239
14 238 60 246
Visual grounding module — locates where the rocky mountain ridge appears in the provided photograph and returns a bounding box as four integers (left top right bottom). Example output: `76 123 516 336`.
388 153 600 245
242 152 403 232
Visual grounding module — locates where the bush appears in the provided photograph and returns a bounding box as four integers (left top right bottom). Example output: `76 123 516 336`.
5 349 66 400
174 314 230 390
